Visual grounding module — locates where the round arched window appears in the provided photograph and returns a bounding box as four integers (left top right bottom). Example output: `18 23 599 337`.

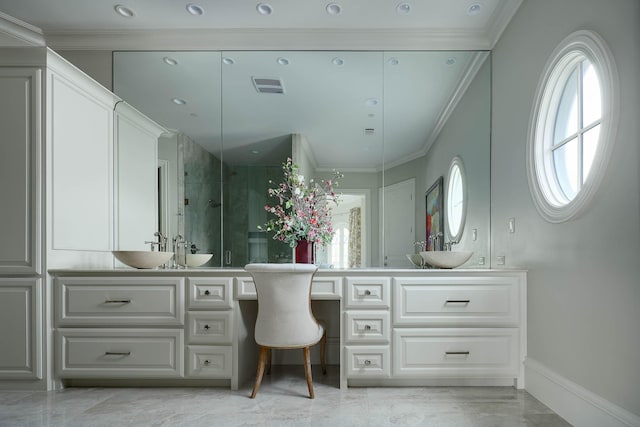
446 156 466 242
527 30 619 223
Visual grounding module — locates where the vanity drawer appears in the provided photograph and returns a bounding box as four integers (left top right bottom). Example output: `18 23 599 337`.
55 277 184 326
345 311 390 343
186 311 233 344
393 277 520 326
345 345 390 378
56 329 183 378
186 345 232 378
344 277 390 309
235 276 342 300
187 277 233 310
392 328 519 377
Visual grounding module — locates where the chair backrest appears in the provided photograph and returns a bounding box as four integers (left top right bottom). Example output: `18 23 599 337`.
244 263 320 348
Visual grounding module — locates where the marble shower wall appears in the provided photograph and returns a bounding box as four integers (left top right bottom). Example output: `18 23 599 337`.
180 135 222 266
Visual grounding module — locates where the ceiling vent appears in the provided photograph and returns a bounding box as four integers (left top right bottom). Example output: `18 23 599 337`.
252 77 285 94
364 128 375 135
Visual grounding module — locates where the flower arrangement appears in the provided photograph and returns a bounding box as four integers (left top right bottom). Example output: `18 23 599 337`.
259 158 342 248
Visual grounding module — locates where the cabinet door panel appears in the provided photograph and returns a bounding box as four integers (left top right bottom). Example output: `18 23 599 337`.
0 279 42 379
0 68 41 274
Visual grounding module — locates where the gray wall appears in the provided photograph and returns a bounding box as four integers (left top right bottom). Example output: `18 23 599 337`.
58 50 113 90
492 0 640 416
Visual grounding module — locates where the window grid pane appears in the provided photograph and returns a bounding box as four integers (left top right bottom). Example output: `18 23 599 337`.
553 66 579 145
553 137 579 200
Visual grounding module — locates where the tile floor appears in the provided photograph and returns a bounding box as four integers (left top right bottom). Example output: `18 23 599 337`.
0 367 571 427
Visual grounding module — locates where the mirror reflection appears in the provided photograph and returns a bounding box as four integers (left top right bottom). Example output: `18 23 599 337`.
113 50 491 269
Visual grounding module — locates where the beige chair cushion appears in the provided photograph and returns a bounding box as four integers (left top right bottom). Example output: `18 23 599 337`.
245 263 323 348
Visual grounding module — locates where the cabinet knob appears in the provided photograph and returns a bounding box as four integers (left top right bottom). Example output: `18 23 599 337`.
203 359 210 366
204 324 210 330
364 359 372 366
364 290 372 296
364 324 372 331
204 290 211 296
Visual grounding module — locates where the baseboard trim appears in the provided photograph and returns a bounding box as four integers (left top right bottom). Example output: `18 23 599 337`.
525 357 640 427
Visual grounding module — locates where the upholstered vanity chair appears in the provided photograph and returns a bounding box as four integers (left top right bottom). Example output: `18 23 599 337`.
244 263 327 399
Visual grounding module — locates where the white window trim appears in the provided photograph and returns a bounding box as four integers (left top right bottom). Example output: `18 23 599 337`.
526 30 619 223
445 155 467 242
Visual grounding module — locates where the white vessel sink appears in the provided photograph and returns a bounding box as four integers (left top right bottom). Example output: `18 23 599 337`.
113 250 173 269
178 253 213 267
419 251 473 269
406 253 424 268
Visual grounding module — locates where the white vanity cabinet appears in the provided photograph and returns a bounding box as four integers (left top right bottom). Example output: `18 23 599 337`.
54 276 185 378
184 277 234 379
391 273 526 387
343 277 392 379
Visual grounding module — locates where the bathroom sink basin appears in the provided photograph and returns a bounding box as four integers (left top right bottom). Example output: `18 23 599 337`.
406 253 424 268
112 250 173 269
419 251 473 269
177 253 213 267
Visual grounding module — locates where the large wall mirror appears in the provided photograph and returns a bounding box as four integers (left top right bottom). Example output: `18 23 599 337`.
113 50 491 269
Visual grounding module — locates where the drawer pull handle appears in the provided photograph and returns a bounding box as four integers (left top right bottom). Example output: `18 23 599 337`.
204 290 211 296
445 299 470 304
204 324 210 330
105 351 131 356
364 359 372 366
445 351 470 355
104 299 131 304
364 290 372 296
364 324 372 331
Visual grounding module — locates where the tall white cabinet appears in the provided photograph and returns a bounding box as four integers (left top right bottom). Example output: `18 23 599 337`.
0 65 44 384
0 48 165 389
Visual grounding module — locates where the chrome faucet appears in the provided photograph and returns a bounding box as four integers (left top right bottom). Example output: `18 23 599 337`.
145 232 167 252
172 234 187 268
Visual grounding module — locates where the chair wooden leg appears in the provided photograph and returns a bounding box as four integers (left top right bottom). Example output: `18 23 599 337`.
303 346 314 399
266 349 272 375
320 330 327 375
251 346 269 398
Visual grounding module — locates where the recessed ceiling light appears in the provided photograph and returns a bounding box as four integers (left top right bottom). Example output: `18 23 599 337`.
388 58 399 65
186 3 205 16
222 57 235 65
366 98 379 107
446 57 457 66
277 57 290 66
163 56 178 66
251 150 260 154
256 3 273 15
467 3 481 15
114 4 135 18
396 3 411 15
172 98 187 105
326 3 342 15
332 57 344 66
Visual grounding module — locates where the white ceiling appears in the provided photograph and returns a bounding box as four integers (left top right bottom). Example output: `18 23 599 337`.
0 1 520 169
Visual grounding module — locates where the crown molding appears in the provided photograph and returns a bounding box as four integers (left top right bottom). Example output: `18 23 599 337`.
486 0 524 48
0 11 45 47
44 28 495 51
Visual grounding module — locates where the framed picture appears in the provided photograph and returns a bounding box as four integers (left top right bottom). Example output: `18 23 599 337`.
425 176 443 251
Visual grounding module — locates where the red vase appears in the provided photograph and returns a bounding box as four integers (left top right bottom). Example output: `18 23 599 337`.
295 239 315 264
